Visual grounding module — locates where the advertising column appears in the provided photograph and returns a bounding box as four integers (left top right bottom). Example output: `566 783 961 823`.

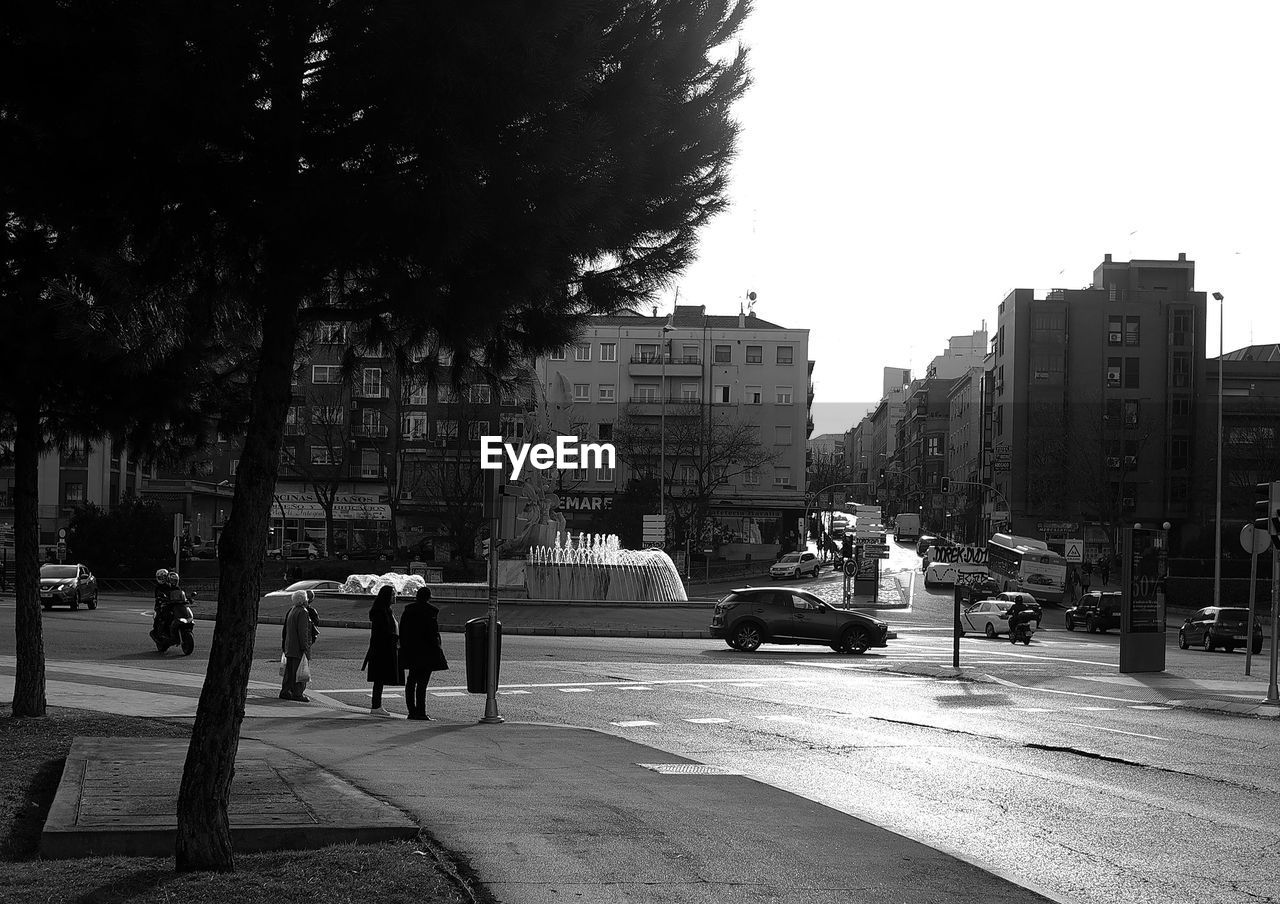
1119 526 1167 673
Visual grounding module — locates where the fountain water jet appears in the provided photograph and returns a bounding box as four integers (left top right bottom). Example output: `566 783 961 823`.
526 532 687 602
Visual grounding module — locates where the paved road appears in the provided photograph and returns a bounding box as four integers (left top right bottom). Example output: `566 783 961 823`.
5 589 1279 904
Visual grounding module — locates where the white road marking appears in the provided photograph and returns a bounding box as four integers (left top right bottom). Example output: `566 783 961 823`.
431 691 468 697
498 689 531 695
611 720 659 727
559 687 593 693
615 686 652 691
684 717 731 724
1129 705 1172 711
987 675 1146 704
1062 722 1171 741
729 682 763 687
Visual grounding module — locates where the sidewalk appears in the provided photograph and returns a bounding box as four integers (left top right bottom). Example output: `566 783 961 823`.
22 671 1056 904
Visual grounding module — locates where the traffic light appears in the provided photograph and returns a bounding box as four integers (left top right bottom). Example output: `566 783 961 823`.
1256 481 1280 549
940 477 951 493
878 468 886 481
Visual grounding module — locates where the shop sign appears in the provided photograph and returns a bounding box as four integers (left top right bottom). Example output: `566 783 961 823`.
274 492 391 521
559 494 615 513
711 508 782 519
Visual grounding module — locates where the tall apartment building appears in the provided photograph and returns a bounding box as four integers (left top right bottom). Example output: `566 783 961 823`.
988 254 1207 557
536 304 812 554
894 376 958 526
944 366 985 541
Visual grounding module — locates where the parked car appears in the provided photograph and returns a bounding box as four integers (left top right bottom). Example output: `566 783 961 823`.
1179 607 1263 654
39 563 98 610
992 591 1043 624
957 576 1001 606
339 545 398 562
710 587 890 654
260 579 345 612
268 541 324 561
958 599 1023 638
189 537 218 559
1064 591 1122 633
769 551 821 580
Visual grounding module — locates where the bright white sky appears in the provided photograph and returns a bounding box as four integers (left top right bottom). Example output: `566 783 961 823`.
671 0 1279 433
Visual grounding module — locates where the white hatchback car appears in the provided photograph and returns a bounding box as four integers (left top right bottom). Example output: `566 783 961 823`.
770 551 820 580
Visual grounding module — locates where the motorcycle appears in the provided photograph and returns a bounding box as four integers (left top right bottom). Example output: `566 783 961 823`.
1009 618 1036 645
151 591 197 655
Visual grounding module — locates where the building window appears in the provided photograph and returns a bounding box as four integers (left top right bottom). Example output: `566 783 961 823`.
1171 438 1189 470
1124 316 1141 346
680 383 700 401
599 384 616 403
598 422 614 441
1124 357 1140 389
1172 353 1190 387
229 460 238 476
777 346 793 365
773 467 792 487
361 450 381 478
680 464 697 484
403 414 429 439
997 325 1005 357
312 364 342 384
744 467 761 485
500 414 525 440
775 425 792 445
600 342 617 362
574 342 591 362
550 348 566 361
64 482 85 504
1123 399 1140 426
437 348 453 366
436 420 459 444
596 466 615 484
436 384 457 404
469 421 489 440
1031 355 1063 382
311 405 344 425
713 384 730 404
1106 358 1121 389
775 386 793 404
470 384 491 405
635 343 658 362
746 385 762 405
636 384 658 401
362 367 383 397
1171 396 1191 427
310 446 334 465
573 383 590 402
926 436 942 456
317 322 346 344
714 344 731 363
408 382 429 405
746 345 762 364
1108 316 1123 346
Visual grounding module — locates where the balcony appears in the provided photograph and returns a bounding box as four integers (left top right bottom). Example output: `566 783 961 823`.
352 425 389 439
354 386 390 400
628 396 704 408
628 353 702 378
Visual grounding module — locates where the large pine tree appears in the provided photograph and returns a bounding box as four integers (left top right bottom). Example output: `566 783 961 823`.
6 0 751 870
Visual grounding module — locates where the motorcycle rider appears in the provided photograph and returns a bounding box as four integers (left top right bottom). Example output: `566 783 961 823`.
151 569 173 639
1006 597 1036 640
153 571 185 640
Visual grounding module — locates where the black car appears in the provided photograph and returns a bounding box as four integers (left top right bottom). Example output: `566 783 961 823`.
957 576 1001 606
1064 591 1121 633
710 587 890 654
1179 607 1263 654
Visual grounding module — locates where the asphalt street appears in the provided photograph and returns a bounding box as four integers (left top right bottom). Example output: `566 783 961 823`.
4 538 1279 904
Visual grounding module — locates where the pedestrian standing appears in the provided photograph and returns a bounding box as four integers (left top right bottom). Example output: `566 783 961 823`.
1099 556 1111 586
1080 562 1092 594
1064 567 1077 603
280 590 314 702
399 586 449 721
361 585 403 716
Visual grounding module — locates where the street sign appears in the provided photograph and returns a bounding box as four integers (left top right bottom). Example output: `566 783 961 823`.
1063 539 1084 563
854 530 885 540
58 528 67 539
1240 523 1272 555
862 544 890 559
56 539 66 563
642 514 666 543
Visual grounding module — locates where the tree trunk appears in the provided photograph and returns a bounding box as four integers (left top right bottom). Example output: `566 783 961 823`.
10 402 46 717
175 300 299 871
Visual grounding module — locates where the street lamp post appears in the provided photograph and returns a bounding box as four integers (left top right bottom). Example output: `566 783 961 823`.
659 317 673 520
1212 291 1224 607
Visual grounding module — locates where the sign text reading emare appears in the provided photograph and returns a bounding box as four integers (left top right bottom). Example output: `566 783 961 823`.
479 436 615 480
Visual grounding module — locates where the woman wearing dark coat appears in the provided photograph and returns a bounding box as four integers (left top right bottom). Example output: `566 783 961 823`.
399 586 449 721
361 585 403 716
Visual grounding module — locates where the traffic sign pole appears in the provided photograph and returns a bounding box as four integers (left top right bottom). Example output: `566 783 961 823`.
1241 523 1268 677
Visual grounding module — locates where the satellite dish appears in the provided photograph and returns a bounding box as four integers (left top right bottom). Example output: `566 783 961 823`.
747 291 757 301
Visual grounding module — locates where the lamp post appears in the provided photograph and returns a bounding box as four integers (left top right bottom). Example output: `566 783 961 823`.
1212 291 1224 607
659 317 673 519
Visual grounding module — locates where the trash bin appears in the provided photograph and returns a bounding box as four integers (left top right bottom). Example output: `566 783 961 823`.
464 616 502 693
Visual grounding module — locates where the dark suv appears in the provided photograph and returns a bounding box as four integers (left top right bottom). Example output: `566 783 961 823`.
711 587 890 654
1065 591 1121 633
1179 607 1264 654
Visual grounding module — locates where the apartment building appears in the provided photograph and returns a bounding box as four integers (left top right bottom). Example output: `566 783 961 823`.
535 304 812 554
988 254 1207 557
944 366 985 541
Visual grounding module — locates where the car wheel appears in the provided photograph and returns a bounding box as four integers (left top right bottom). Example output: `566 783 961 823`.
1086 617 1097 634
984 623 996 639
1065 617 1075 631
725 638 741 651
1178 630 1188 650
308 553 317 560
1224 643 1235 654
1203 633 1214 652
88 591 97 610
70 595 79 611
839 626 870 655
730 622 763 653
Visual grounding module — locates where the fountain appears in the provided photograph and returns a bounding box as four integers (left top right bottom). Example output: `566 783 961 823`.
525 531 688 602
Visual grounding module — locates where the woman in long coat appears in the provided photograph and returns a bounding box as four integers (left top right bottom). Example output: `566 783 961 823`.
361 585 403 716
399 586 449 721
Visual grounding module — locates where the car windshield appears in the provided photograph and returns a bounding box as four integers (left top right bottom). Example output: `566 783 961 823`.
41 565 77 579
778 554 801 563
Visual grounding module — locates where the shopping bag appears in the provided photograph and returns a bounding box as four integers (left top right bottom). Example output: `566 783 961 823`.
278 652 287 677
296 655 311 683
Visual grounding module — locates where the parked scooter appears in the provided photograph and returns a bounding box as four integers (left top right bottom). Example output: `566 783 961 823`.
151 589 197 655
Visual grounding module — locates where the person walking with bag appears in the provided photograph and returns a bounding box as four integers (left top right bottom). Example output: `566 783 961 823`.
399 586 449 721
280 590 314 702
361 585 403 716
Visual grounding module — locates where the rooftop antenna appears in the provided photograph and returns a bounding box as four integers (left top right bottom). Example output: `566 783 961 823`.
746 290 757 314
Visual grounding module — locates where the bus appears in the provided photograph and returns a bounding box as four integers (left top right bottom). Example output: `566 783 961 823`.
986 533 1068 604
